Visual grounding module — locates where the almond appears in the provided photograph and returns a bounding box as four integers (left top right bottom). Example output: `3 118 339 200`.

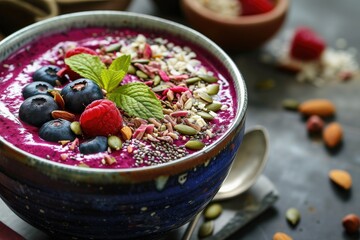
51 110 75 121
120 126 132 140
329 169 352 190
49 90 65 109
298 99 336 117
273 232 293 240
342 214 360 233
323 122 343 148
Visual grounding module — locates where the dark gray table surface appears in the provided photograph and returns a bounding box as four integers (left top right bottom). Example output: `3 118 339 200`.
127 0 360 240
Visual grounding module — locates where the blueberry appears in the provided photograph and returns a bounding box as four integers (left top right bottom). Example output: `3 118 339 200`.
39 119 76 142
19 95 59 127
79 136 108 155
22 81 53 99
33 65 64 86
61 78 104 113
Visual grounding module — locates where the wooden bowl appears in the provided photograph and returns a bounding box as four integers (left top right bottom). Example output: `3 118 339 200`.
181 0 290 51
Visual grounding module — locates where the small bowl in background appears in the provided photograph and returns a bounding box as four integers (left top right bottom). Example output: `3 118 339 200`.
181 0 290 51
151 0 182 16
57 0 132 14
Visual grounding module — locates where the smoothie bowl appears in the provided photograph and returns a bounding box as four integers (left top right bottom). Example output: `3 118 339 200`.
0 11 247 239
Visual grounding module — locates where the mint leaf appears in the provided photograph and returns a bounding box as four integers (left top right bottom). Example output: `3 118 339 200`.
101 69 126 93
107 82 164 120
109 54 131 72
65 53 106 88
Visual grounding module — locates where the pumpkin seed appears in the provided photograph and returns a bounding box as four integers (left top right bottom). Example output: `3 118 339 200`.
198 220 214 238
131 59 150 64
185 139 205 150
105 43 121 53
108 136 122 150
198 91 213 103
152 84 170 92
198 74 218 83
204 203 222 220
206 84 219 95
153 75 161 86
70 121 82 135
136 70 148 79
206 102 222 112
282 99 300 111
286 207 301 226
197 111 214 120
185 77 201 85
174 124 198 135
128 64 136 75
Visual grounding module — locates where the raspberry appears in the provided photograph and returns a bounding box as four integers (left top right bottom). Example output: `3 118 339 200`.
290 27 326 61
240 0 275 16
79 99 123 137
58 47 97 80
65 47 97 58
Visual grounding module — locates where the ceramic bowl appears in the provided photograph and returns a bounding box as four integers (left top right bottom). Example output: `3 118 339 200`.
0 11 247 239
181 0 290 51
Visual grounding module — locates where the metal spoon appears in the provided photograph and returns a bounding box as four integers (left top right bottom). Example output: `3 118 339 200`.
181 126 269 240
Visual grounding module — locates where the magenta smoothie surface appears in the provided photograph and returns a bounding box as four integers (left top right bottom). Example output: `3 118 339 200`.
0 27 237 169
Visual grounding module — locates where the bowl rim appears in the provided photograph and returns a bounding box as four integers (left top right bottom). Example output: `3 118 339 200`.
0 11 247 183
181 0 290 26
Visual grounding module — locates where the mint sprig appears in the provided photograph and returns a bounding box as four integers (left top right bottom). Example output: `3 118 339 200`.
65 54 105 86
65 53 164 120
108 82 164 120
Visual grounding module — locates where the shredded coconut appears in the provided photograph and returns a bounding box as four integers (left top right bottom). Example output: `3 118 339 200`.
265 31 360 86
196 0 241 17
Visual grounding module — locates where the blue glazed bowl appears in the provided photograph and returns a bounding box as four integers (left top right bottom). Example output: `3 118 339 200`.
0 11 247 239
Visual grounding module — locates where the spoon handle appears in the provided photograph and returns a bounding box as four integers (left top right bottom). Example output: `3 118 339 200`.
181 211 203 240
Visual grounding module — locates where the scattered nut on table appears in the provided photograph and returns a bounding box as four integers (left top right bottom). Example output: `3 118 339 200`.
342 214 360 234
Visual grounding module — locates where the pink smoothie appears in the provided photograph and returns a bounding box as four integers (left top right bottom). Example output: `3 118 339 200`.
0 27 237 169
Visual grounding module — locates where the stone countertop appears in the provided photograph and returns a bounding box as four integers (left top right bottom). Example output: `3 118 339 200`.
127 0 360 239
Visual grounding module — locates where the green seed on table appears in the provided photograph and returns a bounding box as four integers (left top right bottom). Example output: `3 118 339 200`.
70 121 82 135
206 102 222 112
185 77 201 85
204 203 223 220
198 220 214 238
128 64 136 75
198 91 213 103
286 207 301 226
108 135 122 150
198 74 218 83
197 111 214 121
282 99 300 111
185 139 205 150
174 124 198 135
153 75 161 86
136 70 148 79
206 84 219 95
